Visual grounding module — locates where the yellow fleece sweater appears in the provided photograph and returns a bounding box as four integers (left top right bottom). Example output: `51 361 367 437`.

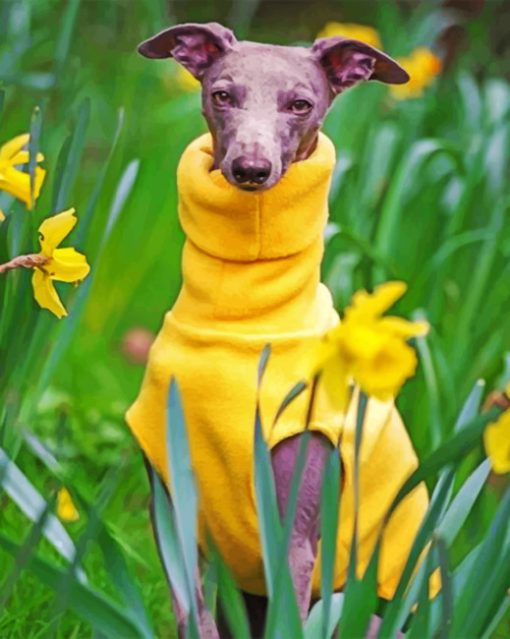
126 133 430 599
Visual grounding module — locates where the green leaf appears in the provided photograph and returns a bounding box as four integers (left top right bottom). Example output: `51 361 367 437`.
75 107 125 246
338 393 378 639
436 459 490 546
454 379 485 432
166 379 200 628
319 447 341 639
304 593 344 639
212 547 250 639
0 496 55 607
52 97 90 212
414 318 442 450
149 464 189 615
387 406 501 518
377 473 453 638
406 544 435 639
451 486 510 638
0 447 83 579
28 104 42 221
253 400 282 599
271 380 308 430
0 534 145 639
54 0 81 77
436 537 454 639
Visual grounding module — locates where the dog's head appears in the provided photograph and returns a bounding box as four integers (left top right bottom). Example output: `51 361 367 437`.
138 22 408 191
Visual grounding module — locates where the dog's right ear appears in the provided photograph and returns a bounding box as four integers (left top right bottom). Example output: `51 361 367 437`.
137 22 237 80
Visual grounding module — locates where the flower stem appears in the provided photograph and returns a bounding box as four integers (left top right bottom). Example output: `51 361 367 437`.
0 254 48 274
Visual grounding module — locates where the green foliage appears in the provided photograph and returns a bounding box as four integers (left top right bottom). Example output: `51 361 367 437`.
0 0 509 637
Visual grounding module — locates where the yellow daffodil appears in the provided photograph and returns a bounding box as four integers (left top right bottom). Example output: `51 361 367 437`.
390 48 442 100
316 22 381 49
0 133 46 219
32 208 90 318
57 488 79 522
176 65 200 92
310 281 428 405
484 410 510 475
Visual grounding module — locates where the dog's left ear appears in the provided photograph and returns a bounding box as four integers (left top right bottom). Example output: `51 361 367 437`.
137 22 237 79
312 37 409 95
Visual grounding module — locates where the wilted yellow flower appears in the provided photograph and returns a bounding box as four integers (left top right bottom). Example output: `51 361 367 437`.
484 410 510 474
0 133 46 220
32 208 90 318
57 488 79 522
390 48 442 100
310 281 428 405
316 22 381 49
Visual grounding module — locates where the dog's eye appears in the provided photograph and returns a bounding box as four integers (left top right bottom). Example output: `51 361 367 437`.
289 99 313 115
212 91 232 106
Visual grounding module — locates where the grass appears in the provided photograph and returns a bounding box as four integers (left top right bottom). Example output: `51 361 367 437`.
0 0 509 637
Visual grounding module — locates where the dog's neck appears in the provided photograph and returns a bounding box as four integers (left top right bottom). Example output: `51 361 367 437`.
171 132 336 333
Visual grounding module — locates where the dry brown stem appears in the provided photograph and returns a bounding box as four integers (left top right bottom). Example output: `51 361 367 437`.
0 253 49 275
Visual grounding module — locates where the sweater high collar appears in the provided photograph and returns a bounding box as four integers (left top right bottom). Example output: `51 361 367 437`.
177 133 336 263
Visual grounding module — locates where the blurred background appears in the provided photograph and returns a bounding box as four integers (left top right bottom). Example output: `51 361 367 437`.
1 0 509 636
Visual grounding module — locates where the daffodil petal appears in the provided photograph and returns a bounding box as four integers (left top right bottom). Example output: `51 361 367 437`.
0 169 32 206
349 281 407 319
0 165 46 209
49 247 91 282
483 412 510 474
352 339 418 400
0 133 30 160
38 208 77 255
57 488 79 522
379 317 429 339
0 208 5 222
10 150 45 165
32 268 67 318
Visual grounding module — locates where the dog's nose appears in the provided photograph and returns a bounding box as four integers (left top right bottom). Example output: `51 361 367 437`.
232 157 272 185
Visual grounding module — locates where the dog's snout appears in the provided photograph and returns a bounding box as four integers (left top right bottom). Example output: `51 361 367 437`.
232 157 272 185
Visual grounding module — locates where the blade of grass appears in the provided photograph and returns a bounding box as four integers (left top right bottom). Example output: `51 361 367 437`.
52 97 90 212
149 464 189 615
304 594 344 639
0 534 145 639
319 445 341 639
0 447 83 578
211 546 250 639
387 405 501 514
0 496 55 607
339 392 380 639
53 0 81 78
451 486 510 637
414 317 442 449
377 473 453 638
436 536 453 639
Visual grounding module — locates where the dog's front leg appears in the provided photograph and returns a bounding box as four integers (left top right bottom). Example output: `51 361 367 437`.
271 432 332 620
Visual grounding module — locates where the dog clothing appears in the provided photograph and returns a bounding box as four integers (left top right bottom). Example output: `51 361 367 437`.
126 133 430 599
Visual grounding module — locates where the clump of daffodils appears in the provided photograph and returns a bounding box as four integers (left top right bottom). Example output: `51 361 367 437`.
309 281 428 410
0 133 90 318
